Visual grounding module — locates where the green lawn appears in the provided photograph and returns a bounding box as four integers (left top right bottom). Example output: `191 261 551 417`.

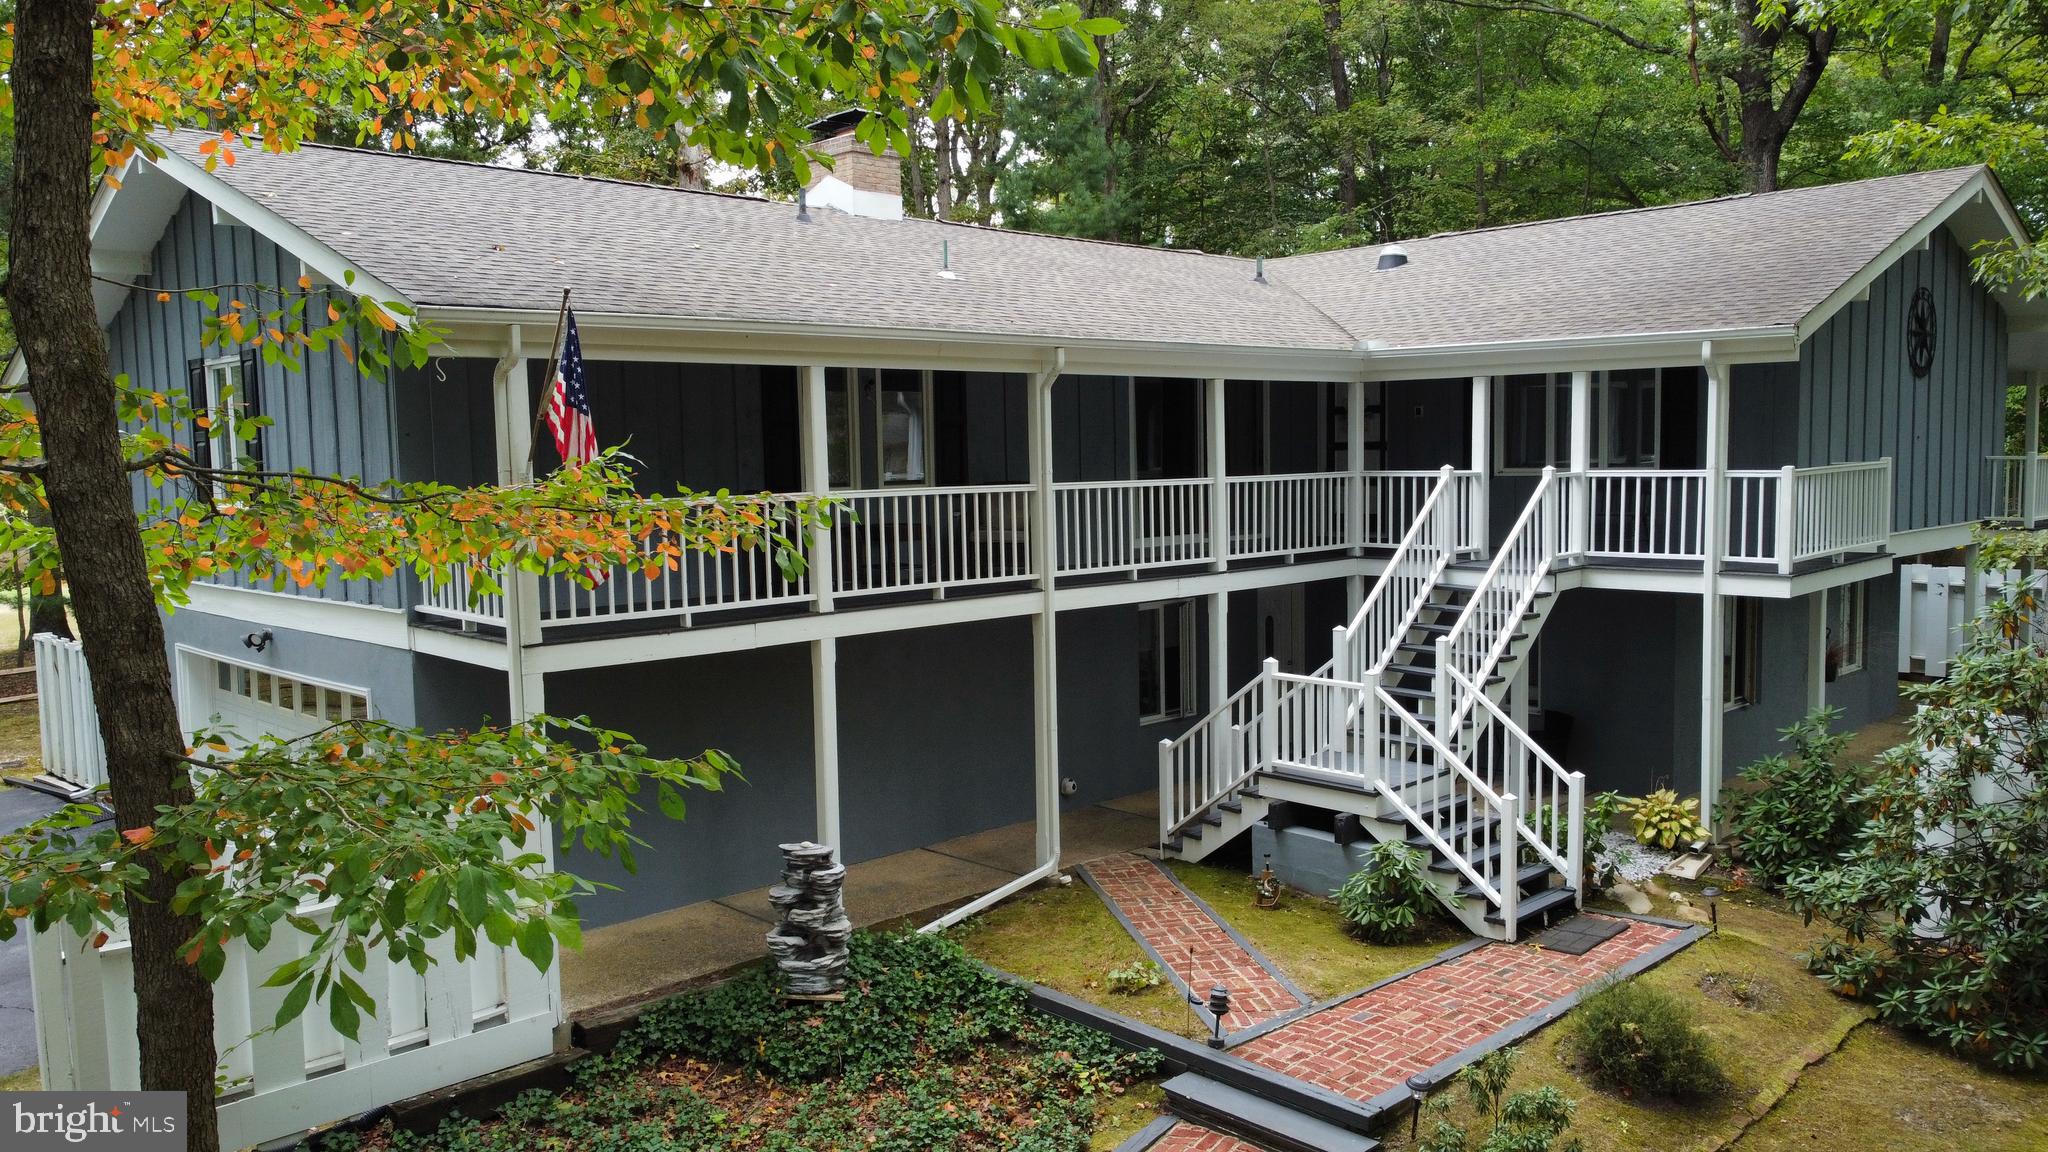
0 699 42 778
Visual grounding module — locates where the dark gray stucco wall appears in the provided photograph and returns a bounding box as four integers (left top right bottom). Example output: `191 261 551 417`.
1777 226 2006 531
545 644 816 927
1538 580 1899 800
410 655 512 734
162 608 422 728
108 192 403 606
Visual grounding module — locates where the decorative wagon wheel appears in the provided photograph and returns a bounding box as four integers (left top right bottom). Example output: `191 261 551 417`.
1907 286 1938 379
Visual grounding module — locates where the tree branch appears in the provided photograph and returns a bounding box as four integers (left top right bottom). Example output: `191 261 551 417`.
1432 0 1677 56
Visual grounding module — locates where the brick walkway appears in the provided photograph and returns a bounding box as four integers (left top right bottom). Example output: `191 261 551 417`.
1147 1122 1261 1152
1234 915 1682 1103
1083 854 1309 1030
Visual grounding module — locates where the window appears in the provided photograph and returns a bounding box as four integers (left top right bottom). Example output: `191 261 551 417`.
1600 369 1662 467
195 356 263 484
1139 600 1196 723
1723 599 1762 710
1498 374 1570 472
1830 582 1868 676
826 368 931 488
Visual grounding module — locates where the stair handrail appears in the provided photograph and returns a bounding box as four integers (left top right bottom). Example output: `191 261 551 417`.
1434 467 1563 742
1441 663 1584 894
1369 680 1516 930
1338 465 1461 682
1157 662 1270 842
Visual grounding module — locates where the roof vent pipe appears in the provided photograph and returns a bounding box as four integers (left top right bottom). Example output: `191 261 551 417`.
797 187 811 223
1375 244 1409 271
1253 255 1267 284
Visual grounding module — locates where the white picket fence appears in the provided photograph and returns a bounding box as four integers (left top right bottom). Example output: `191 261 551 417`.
26 637 561 1150
1897 564 2048 677
35 632 106 791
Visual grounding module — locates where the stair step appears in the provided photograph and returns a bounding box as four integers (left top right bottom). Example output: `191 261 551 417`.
1162 1073 1379 1152
1485 883 1579 930
1405 813 1499 850
1201 812 1223 826
1458 859 1556 900
1218 799 1243 814
1426 838 1507 874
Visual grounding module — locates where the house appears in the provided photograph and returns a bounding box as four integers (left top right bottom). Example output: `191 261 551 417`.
64 124 2047 949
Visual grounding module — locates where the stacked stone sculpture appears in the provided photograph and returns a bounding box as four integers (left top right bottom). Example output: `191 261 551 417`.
765 841 852 998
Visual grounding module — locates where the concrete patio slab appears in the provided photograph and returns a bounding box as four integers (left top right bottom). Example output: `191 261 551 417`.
1099 790 1159 820
562 796 1161 1020
931 802 1157 873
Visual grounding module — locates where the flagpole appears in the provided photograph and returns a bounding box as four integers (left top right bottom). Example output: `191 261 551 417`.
524 287 573 481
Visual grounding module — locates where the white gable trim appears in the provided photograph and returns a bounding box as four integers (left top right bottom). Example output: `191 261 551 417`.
1795 168 2034 345
96 142 413 320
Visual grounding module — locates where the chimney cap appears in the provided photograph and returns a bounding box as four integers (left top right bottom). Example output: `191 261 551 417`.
808 109 868 141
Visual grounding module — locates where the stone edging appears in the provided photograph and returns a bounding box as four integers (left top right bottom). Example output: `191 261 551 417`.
1110 1114 1181 1152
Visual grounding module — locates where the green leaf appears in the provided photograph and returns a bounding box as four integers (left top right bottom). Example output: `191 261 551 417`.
276 975 315 1029
516 916 554 974
329 984 361 1042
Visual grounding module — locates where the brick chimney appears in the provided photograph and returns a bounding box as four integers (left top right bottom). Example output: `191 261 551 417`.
803 111 904 221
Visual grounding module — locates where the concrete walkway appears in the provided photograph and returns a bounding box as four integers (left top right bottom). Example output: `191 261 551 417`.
562 792 1158 1019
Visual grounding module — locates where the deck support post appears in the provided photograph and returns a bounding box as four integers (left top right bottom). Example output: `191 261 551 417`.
1699 347 1730 834
1348 379 1367 556
1209 593 1230 713
1028 352 1067 871
812 635 841 852
1469 376 1490 550
1963 542 1984 622
1568 370 1592 558
1807 589 1827 714
1208 377 1228 572
2027 370 2042 523
800 365 843 853
491 324 543 640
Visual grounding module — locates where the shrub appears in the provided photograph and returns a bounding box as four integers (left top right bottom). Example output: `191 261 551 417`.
1726 709 1867 888
1417 1047 1583 1152
1789 576 2048 1070
1564 977 1724 1100
1333 841 1443 943
1587 790 1630 833
1624 789 1707 849
1103 959 1162 994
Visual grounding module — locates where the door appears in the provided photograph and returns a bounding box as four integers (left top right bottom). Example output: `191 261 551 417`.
1256 585 1307 674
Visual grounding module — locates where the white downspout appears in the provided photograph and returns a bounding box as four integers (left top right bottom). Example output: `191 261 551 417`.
923 347 1068 933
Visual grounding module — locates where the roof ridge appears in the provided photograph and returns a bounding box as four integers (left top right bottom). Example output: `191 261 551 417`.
1270 164 1988 262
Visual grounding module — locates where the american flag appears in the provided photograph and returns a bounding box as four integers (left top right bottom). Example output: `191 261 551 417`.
546 310 598 467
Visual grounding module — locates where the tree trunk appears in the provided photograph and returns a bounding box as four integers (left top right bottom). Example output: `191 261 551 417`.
1321 0 1359 230
9 1 221 1149
1473 15 1489 227
1926 4 1953 87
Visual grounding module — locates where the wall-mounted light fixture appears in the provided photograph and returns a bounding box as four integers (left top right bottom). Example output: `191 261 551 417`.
243 630 273 653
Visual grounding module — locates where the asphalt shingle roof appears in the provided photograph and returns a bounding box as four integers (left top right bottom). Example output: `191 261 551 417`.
1263 166 1984 350
165 134 1985 355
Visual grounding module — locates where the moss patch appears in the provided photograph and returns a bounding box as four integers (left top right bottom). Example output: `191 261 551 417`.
0 1067 38 1093
1732 1026 2048 1152
1162 860 1465 1001
1087 1079 1165 1151
953 882 1204 1039
0 699 42 778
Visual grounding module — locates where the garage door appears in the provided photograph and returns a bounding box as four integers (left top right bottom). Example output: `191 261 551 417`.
185 654 370 747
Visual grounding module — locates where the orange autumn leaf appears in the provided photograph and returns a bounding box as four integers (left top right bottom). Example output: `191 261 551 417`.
120 826 156 846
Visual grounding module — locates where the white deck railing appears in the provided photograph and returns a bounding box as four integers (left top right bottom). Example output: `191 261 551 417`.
1053 478 1214 574
1581 460 1890 570
35 633 107 792
1227 472 1352 559
1988 455 2048 523
835 485 1035 596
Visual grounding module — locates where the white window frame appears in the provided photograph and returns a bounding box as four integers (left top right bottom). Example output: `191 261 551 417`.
1493 373 1569 475
1831 582 1868 676
1596 368 1664 468
201 356 249 497
1138 599 1197 725
1723 599 1762 711
873 368 933 487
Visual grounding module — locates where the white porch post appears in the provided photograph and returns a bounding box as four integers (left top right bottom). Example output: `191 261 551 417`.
1029 353 1067 869
1699 349 1730 832
1807 590 1827 714
1208 377 1228 572
1568 370 1593 557
2027 371 2042 522
491 326 544 641
797 365 842 851
1469 376 1490 550
1208 593 1229 711
1348 379 1367 555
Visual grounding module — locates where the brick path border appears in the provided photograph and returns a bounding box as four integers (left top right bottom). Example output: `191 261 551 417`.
1079 854 1312 1035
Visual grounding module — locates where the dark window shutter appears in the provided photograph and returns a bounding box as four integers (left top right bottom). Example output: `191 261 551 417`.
237 347 265 472
187 358 211 474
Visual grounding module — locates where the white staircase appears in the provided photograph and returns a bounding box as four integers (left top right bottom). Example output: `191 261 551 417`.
1159 467 1586 941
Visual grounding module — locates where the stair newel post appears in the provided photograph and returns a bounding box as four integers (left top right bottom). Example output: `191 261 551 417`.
1259 657 1280 772
1433 635 1454 747
1567 770 1586 909
1157 739 1174 844
1776 464 1797 575
1329 625 1351 752
1499 791 1521 942
1359 669 1381 789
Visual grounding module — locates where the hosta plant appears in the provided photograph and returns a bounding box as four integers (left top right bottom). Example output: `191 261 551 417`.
1104 960 1163 995
1625 789 1708 850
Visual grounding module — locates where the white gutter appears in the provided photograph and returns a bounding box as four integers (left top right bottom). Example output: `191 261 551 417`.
1357 326 1803 378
